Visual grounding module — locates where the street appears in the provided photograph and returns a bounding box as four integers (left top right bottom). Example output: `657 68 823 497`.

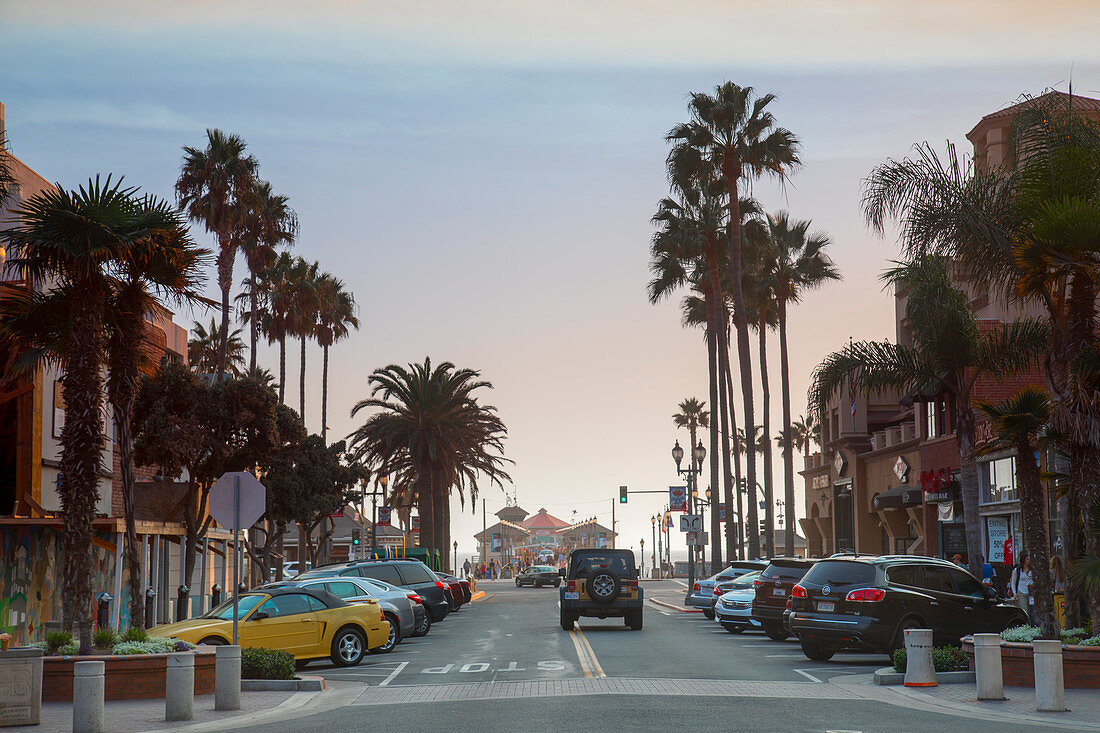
227 581 1057 732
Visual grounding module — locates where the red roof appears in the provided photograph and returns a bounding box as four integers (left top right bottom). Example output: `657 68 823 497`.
523 508 569 530
968 91 1100 141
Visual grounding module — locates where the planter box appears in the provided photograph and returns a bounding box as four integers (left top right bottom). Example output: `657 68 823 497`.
41 650 215 702
962 637 1100 689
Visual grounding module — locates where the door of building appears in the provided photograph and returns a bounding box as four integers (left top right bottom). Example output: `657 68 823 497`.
834 481 854 552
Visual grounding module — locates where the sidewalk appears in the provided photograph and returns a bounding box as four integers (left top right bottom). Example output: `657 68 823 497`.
836 675 1100 730
32 688 318 733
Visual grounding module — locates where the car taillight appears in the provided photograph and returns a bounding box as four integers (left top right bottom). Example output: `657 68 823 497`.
753 578 764 587
693 583 700 592
406 594 422 604
435 580 445 590
568 580 576 592
846 588 886 602
631 580 639 591
791 584 807 598
713 587 724 595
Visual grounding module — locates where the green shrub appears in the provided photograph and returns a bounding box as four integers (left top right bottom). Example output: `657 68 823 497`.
44 630 73 654
1061 627 1088 645
57 642 79 656
241 647 295 680
93 628 118 649
891 646 971 674
1001 625 1042 643
111 637 195 656
121 627 148 643
1080 635 1100 646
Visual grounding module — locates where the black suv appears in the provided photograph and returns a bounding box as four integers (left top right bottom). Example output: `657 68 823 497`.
751 557 817 641
788 555 1029 661
298 559 451 621
559 549 643 630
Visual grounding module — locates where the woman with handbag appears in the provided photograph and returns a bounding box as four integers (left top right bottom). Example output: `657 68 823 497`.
1010 552 1034 624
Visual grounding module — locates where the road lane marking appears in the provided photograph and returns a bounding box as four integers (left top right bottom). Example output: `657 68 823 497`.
573 626 606 678
378 661 408 687
793 669 823 682
567 630 593 678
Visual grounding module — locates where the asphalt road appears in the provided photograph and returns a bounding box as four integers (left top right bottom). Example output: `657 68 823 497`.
235 580 1053 732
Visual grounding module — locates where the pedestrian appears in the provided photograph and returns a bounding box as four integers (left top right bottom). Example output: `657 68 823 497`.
1050 555 1066 593
951 553 965 567
979 554 996 591
463 558 471 579
1009 551 1034 623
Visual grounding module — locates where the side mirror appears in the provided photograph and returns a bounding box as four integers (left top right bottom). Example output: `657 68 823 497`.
251 611 269 621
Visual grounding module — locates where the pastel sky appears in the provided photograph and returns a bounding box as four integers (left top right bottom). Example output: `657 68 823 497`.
3 1 1098 559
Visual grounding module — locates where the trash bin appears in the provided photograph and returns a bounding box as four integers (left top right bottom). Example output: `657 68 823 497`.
1053 592 1066 631
0 647 44 727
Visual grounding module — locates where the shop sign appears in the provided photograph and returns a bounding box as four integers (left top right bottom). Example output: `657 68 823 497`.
833 450 847 476
811 475 829 490
974 419 995 448
942 524 967 556
893 456 909 482
987 516 1010 563
921 468 957 501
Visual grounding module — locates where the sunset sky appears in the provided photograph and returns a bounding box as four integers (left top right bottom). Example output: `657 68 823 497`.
3 1 1099 559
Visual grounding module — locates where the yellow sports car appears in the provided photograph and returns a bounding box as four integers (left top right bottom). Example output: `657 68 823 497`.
152 586 390 666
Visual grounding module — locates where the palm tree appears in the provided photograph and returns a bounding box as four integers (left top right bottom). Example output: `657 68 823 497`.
974 387 1057 637
188 317 245 376
175 129 258 381
287 257 320 424
667 83 800 559
238 181 297 374
315 273 359 443
238 251 297 402
810 258 1047 577
0 176 194 648
790 413 820 465
346 358 511 571
672 398 709 466
0 131 13 203
758 212 841 555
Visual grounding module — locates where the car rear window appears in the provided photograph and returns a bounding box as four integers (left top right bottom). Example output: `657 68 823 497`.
351 564 403 585
396 563 437 584
572 554 633 577
761 562 812 581
801 560 876 587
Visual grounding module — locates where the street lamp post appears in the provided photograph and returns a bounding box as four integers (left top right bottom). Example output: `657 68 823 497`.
372 475 389 557
672 439 706 594
639 538 645 577
650 515 658 578
453 541 458 574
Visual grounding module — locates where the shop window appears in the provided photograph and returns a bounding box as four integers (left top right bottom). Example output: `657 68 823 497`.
980 457 1016 504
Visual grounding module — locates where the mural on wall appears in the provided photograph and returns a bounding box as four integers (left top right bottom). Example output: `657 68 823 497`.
0 526 127 644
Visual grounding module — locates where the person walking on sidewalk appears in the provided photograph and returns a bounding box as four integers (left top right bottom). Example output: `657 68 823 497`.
463 559 471 579
1010 551 1034 623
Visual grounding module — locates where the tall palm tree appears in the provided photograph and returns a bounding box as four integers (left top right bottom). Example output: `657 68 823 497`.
315 273 359 444
810 258 1047 576
0 177 193 648
288 257 320 424
0 131 13 204
188 317 245 376
238 251 297 402
667 82 800 559
175 129 258 381
238 181 297 374
346 358 511 571
758 212 841 554
975 387 1057 637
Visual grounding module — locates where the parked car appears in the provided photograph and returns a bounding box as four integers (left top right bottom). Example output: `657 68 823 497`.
436 573 465 610
298 559 451 621
788 555 1029 661
688 561 769 618
257 576 416 653
280 561 311 578
516 565 563 588
357 576 433 637
440 573 472 602
151 586 389 667
751 557 818 640
712 570 763 633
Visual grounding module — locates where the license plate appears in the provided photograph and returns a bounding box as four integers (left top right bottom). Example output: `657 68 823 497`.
772 588 787 596
564 592 579 600
817 601 835 612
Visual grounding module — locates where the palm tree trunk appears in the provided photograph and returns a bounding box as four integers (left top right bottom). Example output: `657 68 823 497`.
216 235 234 382
724 351 743 560
954 399 984 579
299 335 307 425
249 277 259 375
704 240 723 570
1061 466 1085 629
716 318 736 562
1015 438 1057 637
758 326 775 558
725 175 760 560
59 282 106 651
278 337 286 404
439 481 451 573
321 344 329 444
417 473 434 556
778 301 795 556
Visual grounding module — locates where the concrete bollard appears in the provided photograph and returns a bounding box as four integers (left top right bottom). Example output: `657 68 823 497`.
903 628 937 687
72 660 104 733
973 633 1004 700
215 645 241 711
165 652 195 721
1033 639 1066 712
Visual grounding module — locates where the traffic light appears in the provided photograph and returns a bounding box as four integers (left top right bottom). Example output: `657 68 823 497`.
619 486 628 504
351 529 361 546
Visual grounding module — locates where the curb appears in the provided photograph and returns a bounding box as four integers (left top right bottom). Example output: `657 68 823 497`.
242 675 326 692
650 598 703 613
872 668 975 686
470 591 486 602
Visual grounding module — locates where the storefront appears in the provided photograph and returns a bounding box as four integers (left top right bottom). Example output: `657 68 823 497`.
978 454 1024 593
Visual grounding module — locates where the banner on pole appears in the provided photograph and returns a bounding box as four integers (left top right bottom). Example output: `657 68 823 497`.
669 486 687 512
718 504 727 522
378 506 392 526
412 516 420 531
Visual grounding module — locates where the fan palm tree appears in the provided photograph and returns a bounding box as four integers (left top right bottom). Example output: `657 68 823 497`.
238 180 297 374
315 273 359 443
288 257 320 425
0 176 197 648
810 257 1047 577
974 387 1057 637
346 358 511 571
238 251 297 402
667 83 800 559
758 212 841 554
790 413 820 464
175 129 258 381
189 317 245 376
0 131 13 203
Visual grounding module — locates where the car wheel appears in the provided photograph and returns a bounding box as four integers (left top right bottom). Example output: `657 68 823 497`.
703 609 715 620
198 636 227 646
800 639 836 662
627 610 643 631
370 615 400 654
413 612 432 637
890 618 923 654
763 621 789 641
721 623 743 634
560 610 575 631
331 626 367 667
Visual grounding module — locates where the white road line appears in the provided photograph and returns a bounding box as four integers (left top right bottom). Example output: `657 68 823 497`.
793 668 823 683
378 661 408 687
765 654 808 658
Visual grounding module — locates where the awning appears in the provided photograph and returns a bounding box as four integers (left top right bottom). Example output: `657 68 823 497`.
873 485 922 510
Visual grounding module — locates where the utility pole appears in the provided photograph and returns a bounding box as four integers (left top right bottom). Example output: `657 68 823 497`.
481 498 487 566
611 499 616 549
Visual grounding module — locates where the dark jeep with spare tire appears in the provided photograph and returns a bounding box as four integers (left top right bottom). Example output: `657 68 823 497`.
559 548 643 631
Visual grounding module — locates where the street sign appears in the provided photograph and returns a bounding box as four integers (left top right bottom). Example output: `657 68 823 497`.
686 531 708 546
679 514 702 533
208 471 266 530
